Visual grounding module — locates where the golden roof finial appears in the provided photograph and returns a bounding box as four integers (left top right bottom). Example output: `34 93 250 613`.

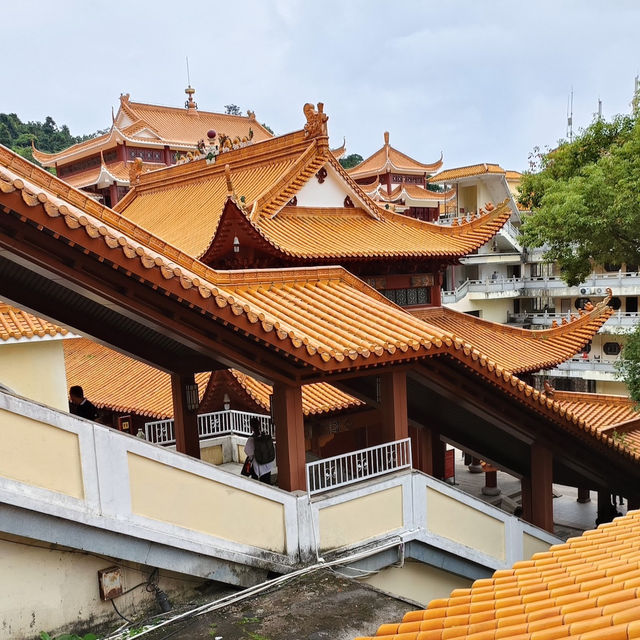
384 131 390 145
185 85 198 111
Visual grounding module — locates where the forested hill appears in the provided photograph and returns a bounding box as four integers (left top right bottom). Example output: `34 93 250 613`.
0 113 104 164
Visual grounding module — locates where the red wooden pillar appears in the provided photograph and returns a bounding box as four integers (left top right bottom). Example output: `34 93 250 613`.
170 373 200 459
577 487 591 503
521 476 532 523
272 382 306 492
109 183 118 208
415 426 445 479
530 442 554 533
378 371 408 444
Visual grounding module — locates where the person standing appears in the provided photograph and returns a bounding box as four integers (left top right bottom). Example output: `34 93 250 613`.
243 417 275 484
68 385 99 421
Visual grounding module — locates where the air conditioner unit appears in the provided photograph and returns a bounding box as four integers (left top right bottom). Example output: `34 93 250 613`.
579 287 591 295
595 287 603 295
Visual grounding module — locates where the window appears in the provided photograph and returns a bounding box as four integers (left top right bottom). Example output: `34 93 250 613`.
381 287 430 307
603 342 621 356
604 263 621 272
609 297 622 310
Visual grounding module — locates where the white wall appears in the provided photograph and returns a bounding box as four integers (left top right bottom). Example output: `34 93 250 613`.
296 164 351 208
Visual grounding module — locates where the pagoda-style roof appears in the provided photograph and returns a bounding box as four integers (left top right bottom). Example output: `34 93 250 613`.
0 303 68 342
114 110 510 263
413 303 614 375
32 91 273 167
62 160 166 191
429 162 507 184
356 509 640 640
1 143 638 465
347 131 443 180
551 390 640 445
63 338 210 419
63 338 361 419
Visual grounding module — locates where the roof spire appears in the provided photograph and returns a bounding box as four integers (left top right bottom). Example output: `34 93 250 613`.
184 57 198 111
384 131 389 146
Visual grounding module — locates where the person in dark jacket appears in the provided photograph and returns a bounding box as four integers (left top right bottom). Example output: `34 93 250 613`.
69 385 98 421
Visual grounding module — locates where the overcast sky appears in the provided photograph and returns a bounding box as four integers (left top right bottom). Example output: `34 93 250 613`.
2 0 639 171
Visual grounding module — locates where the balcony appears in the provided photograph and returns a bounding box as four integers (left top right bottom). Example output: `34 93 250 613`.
527 311 640 334
443 272 640 304
539 355 618 380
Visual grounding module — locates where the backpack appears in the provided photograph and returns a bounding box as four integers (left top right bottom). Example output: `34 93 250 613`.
254 432 275 464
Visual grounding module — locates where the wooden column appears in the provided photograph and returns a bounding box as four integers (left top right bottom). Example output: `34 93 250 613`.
521 477 532 523
171 373 200 459
414 426 445 479
378 371 408 444
272 382 306 492
530 442 554 533
109 183 118 208
577 487 591 503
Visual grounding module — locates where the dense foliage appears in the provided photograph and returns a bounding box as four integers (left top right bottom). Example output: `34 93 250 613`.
0 113 102 164
617 324 640 405
519 112 640 286
339 153 363 169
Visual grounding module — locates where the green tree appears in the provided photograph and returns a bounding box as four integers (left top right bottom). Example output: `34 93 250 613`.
519 112 640 286
339 153 363 170
224 104 242 116
617 325 640 405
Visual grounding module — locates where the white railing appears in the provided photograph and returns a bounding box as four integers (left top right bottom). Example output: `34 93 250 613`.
306 438 412 497
145 409 273 446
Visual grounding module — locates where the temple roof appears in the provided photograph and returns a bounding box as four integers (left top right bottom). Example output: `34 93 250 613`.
347 131 443 180
430 162 507 184
63 338 210 418
1 144 638 463
63 338 361 418
0 303 68 342
115 122 510 262
32 92 273 167
413 304 614 375
62 160 165 190
355 509 640 640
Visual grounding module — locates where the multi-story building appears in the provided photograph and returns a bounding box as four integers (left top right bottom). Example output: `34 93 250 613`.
431 164 634 395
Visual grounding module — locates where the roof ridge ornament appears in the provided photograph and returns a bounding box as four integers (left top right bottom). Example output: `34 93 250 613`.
303 102 328 139
384 131 389 146
185 85 198 111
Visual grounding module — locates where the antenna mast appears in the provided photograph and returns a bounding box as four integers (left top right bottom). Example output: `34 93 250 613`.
186 56 191 87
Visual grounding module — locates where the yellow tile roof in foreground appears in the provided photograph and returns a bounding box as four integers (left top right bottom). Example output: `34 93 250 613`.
355 509 640 640
413 305 614 375
0 303 68 342
63 338 210 419
63 338 361 418
1 144 638 463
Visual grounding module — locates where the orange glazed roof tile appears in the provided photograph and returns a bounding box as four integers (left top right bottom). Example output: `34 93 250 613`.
430 163 507 183
412 304 614 375
63 338 209 419
32 93 272 166
551 391 638 431
63 338 360 418
347 131 443 179
62 161 165 190
1 143 639 465
116 121 510 262
0 303 68 342
354 509 640 640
